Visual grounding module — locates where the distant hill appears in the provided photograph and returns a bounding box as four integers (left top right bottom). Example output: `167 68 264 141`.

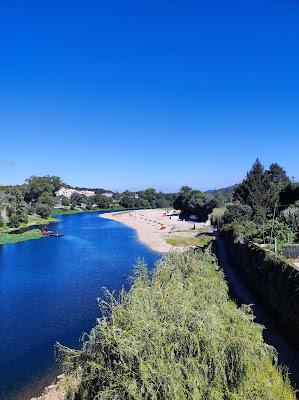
206 184 238 195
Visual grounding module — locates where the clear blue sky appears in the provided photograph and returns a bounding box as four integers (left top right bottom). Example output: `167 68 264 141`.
0 0 298 192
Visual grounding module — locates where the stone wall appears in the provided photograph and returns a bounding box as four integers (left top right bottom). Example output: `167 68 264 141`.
223 235 299 343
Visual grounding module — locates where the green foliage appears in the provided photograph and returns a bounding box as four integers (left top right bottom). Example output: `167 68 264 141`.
221 202 253 227
94 194 110 209
252 220 296 248
138 188 172 208
57 252 295 400
221 220 257 243
70 192 86 207
120 191 136 208
216 160 298 253
38 191 55 207
166 235 213 247
280 183 299 208
23 175 63 218
280 205 299 236
213 190 231 207
35 203 52 218
210 207 227 228
267 163 291 186
7 188 28 227
119 189 174 209
174 186 214 220
61 196 71 207
25 176 54 203
234 159 278 221
8 212 20 228
0 229 43 245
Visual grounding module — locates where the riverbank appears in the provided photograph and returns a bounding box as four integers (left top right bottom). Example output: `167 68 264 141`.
0 208 125 246
0 229 45 245
101 209 212 253
52 206 125 216
0 215 58 233
30 374 77 400
0 215 59 245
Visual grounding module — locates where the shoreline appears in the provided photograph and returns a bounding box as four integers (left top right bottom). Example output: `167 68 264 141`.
0 208 125 246
101 209 210 253
101 210 173 253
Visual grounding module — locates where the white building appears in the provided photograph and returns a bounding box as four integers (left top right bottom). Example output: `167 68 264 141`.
56 187 95 199
102 192 113 198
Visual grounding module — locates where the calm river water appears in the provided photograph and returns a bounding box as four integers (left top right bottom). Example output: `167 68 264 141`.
0 212 160 399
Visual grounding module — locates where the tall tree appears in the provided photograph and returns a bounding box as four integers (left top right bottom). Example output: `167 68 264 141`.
267 163 290 185
173 186 192 211
94 194 110 209
234 159 277 221
8 188 28 227
24 176 54 203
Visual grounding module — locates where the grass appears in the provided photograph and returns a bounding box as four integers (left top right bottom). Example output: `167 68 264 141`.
27 214 58 225
57 251 295 400
0 215 58 233
166 234 213 247
0 229 44 245
52 209 83 216
52 206 125 216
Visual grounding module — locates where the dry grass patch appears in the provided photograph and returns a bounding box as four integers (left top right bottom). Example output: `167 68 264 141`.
166 234 213 247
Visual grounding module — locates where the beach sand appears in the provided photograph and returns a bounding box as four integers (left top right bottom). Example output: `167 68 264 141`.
101 209 210 253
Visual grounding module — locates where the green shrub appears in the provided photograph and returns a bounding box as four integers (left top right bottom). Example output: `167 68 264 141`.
57 252 295 400
280 205 299 237
210 207 226 228
252 220 296 249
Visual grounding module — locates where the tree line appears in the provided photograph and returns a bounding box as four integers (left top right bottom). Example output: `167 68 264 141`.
0 175 64 228
173 159 299 251
0 176 175 229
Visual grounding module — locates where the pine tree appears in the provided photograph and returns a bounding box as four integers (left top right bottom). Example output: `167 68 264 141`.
234 159 278 221
267 163 290 185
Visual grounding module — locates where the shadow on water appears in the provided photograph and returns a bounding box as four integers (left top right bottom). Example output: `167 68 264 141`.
214 233 299 395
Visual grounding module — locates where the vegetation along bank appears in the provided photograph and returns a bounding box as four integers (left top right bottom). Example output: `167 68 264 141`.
0 175 175 245
52 251 296 400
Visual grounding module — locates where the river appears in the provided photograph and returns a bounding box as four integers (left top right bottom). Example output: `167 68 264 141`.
0 212 160 400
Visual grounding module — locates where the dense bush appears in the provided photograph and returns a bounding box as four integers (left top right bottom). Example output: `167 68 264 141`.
220 202 253 226
280 205 299 237
35 203 52 218
94 194 110 209
252 220 296 249
120 189 174 209
210 207 226 228
174 186 214 220
8 212 20 228
57 252 295 400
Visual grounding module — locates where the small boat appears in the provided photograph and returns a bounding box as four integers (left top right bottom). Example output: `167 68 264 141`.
49 232 64 237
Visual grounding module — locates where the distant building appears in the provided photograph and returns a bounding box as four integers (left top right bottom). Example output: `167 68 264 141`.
56 187 95 199
102 192 113 198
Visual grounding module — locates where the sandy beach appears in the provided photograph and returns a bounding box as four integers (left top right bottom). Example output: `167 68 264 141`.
101 209 211 253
